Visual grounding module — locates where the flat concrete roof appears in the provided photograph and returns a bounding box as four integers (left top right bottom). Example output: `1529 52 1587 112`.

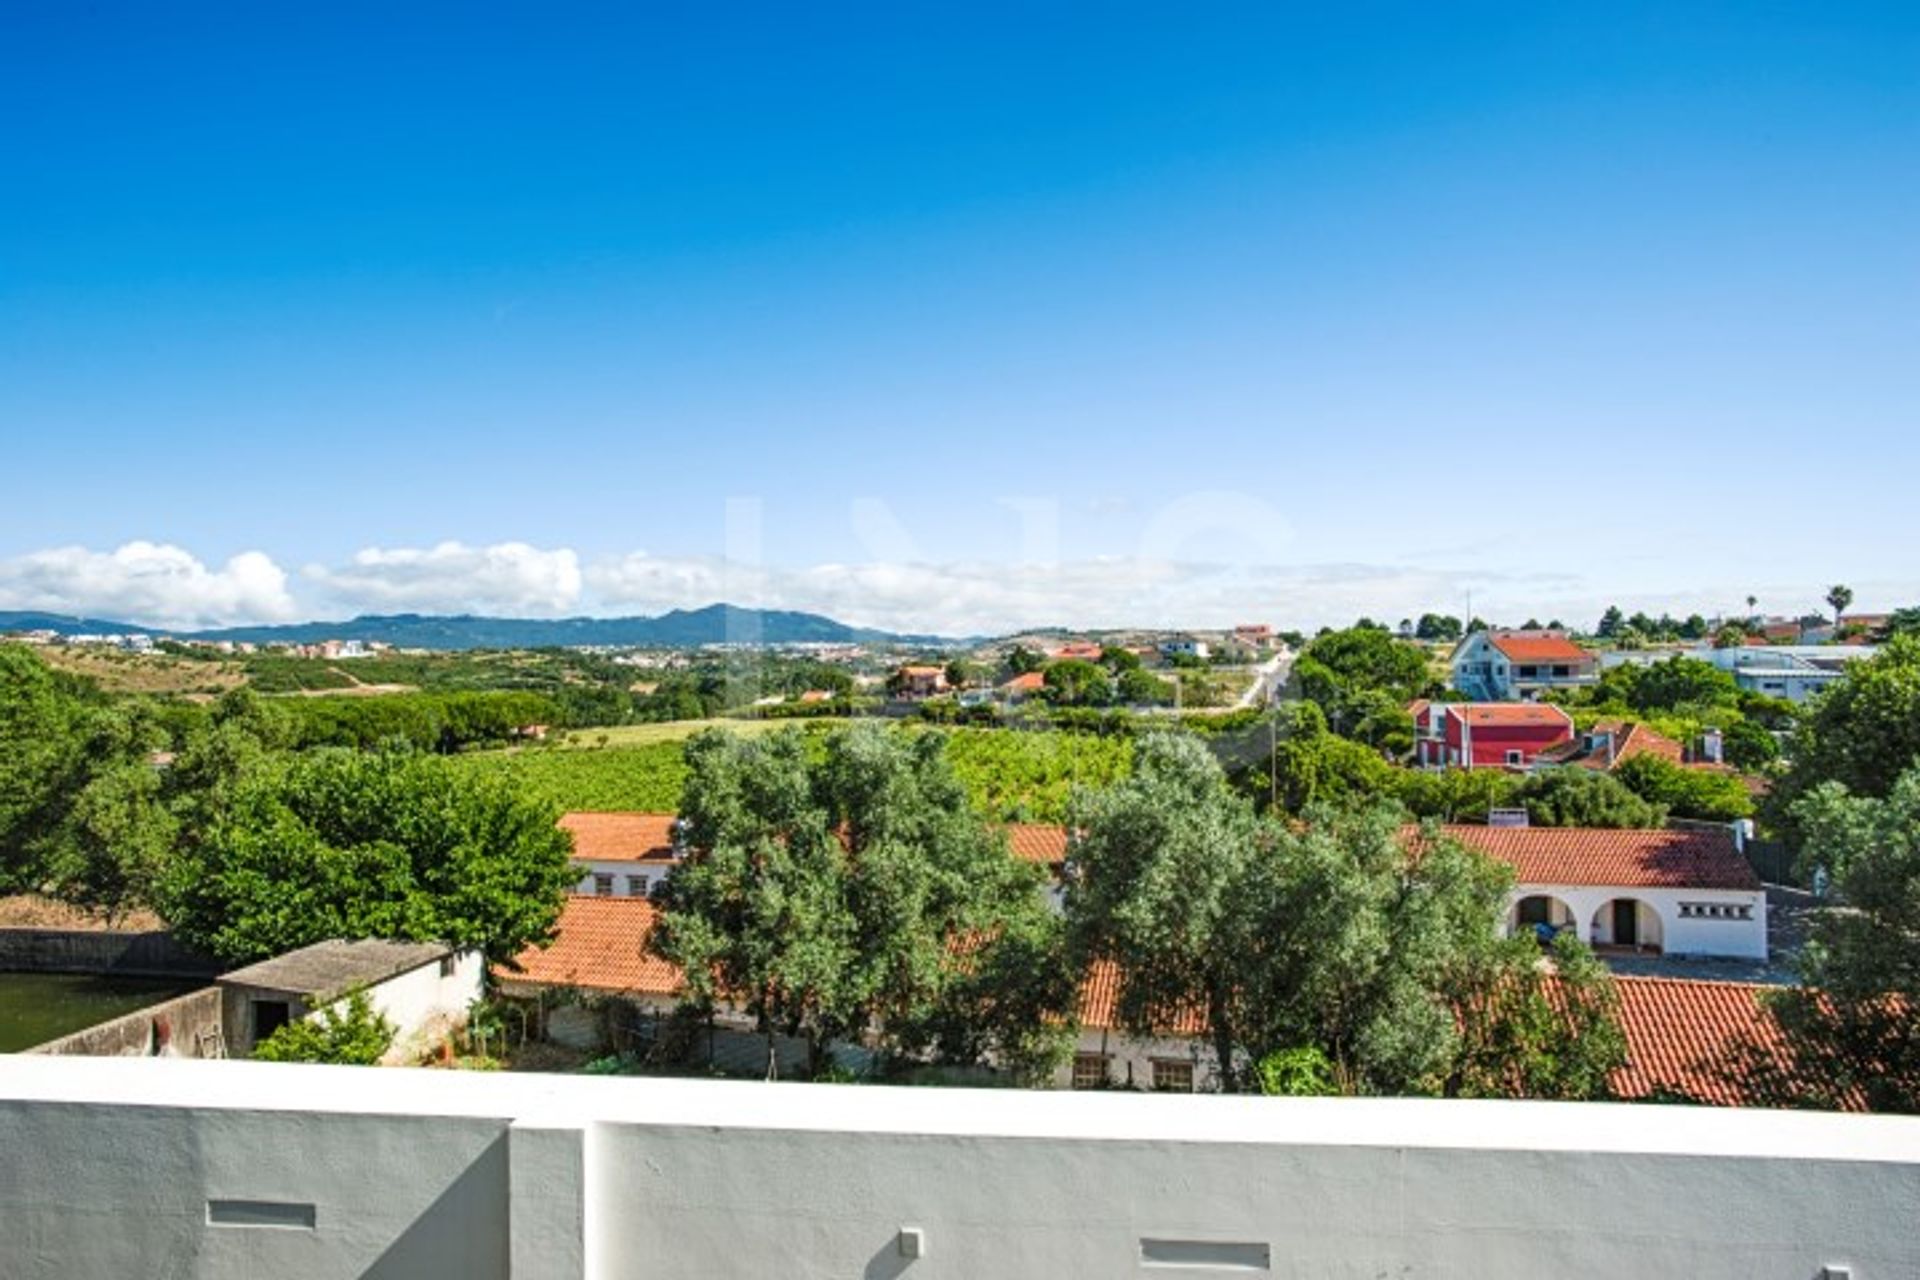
217 938 451 1002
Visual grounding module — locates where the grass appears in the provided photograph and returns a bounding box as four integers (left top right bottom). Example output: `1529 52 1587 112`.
37 647 245 699
541 718 794 748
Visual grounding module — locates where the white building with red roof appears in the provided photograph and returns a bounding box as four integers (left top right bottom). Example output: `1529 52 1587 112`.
1449 629 1599 700
558 811 685 899
1434 823 1767 960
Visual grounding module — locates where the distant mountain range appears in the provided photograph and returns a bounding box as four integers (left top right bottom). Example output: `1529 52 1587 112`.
0 605 953 650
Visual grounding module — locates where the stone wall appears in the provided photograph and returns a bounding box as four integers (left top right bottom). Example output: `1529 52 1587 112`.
0 928 222 978
24 986 224 1059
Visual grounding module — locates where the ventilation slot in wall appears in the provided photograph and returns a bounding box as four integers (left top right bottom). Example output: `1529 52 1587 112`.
206 1199 317 1230
1139 1238 1271 1271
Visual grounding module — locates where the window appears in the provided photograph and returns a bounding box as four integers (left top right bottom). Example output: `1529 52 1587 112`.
593 873 614 897
1505 749 1524 766
1551 665 1571 677
1071 1053 1110 1090
1517 665 1538 678
439 955 457 978
626 875 648 897
1151 1058 1194 1092
1679 901 1753 921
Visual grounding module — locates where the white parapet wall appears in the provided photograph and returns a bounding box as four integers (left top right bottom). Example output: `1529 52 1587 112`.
2 1055 1918 1279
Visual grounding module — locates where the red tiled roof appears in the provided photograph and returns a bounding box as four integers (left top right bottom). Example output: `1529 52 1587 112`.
1000 671 1046 692
559 812 680 863
1574 720 1685 769
1609 976 1796 1107
1434 824 1760 890
495 895 683 996
1446 703 1574 728
1487 631 1593 663
1076 957 1208 1036
1006 823 1069 864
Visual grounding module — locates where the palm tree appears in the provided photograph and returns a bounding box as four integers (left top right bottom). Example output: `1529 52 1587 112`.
1826 584 1854 630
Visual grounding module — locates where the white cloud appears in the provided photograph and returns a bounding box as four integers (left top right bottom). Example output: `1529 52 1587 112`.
585 551 1548 635
305 541 583 616
10 538 1914 638
0 542 297 629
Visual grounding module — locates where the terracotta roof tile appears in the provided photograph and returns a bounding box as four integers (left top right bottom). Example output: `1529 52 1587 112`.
1076 958 1208 1036
1433 824 1760 890
1006 823 1069 864
1487 631 1594 663
1608 976 1799 1107
1000 671 1046 693
1447 703 1574 728
559 812 681 863
495 895 682 996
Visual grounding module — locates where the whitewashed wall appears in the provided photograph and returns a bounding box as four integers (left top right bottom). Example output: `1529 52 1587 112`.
1507 883 1767 960
362 950 485 1062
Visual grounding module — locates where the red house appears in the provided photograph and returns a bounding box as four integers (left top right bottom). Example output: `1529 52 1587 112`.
1412 701 1574 770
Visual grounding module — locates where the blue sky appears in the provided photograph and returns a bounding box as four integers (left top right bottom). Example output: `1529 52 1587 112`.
2 3 1915 632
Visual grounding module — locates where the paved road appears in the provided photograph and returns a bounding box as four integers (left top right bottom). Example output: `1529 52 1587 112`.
1236 650 1294 709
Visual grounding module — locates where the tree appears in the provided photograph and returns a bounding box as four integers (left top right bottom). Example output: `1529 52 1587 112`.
1117 667 1173 707
1712 622 1749 649
1596 606 1625 638
1071 740 1624 1097
1511 768 1665 828
1721 718 1780 771
0 644 177 917
159 747 576 964
1623 656 1739 713
944 659 985 690
1099 645 1142 673
1414 614 1463 643
1293 626 1432 738
1266 703 1400 813
251 989 396 1065
815 724 1071 1079
1394 767 1520 823
1612 755 1753 822
1766 636 1920 849
1065 734 1267 1091
1826 584 1854 630
1042 659 1113 707
655 725 1071 1080
1737 770 1920 1112
1446 932 1625 1101
1005 645 1044 676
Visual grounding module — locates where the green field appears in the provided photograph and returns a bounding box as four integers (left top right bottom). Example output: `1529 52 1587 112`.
456 723 1136 823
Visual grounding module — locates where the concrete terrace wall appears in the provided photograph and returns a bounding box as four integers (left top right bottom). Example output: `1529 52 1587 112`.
2 1057 1918 1280
24 985 223 1059
0 927 222 978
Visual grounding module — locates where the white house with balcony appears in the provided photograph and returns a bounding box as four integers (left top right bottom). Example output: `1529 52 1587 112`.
1435 823 1767 960
1449 629 1600 700
559 811 685 898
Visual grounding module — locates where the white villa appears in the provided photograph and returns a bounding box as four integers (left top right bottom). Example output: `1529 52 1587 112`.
1437 823 1768 960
